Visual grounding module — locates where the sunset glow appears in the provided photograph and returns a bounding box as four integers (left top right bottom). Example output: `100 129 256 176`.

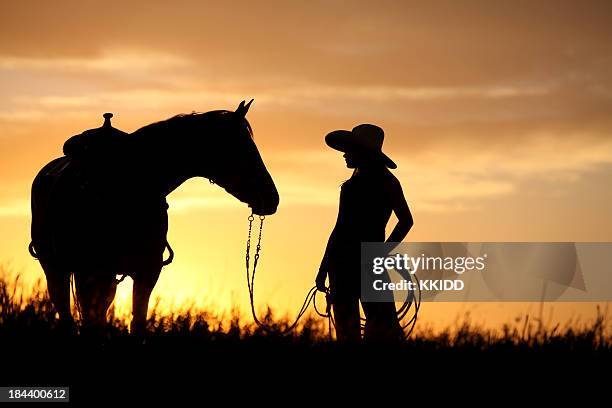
2 1 612 330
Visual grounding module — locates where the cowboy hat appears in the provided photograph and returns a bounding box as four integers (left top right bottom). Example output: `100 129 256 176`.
325 124 397 169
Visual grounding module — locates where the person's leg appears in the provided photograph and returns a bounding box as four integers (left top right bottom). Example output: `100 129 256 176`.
362 301 403 343
329 266 361 342
332 294 361 342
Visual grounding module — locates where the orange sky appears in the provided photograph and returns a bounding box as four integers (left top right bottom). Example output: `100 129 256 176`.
1 1 612 330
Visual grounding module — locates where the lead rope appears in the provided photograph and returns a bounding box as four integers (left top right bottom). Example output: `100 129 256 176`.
245 214 420 340
246 214 333 337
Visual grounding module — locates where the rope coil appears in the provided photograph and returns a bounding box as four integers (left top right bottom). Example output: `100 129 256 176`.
245 214 421 339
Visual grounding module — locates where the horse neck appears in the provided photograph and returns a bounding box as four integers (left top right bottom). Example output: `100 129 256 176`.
131 126 219 197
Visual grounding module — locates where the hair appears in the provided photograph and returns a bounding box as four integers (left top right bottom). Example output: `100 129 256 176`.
132 110 253 140
340 155 389 187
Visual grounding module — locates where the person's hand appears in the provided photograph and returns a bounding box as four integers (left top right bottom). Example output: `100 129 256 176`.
315 271 327 292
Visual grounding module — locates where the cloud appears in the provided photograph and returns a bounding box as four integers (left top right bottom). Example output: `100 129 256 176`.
0 50 565 130
1 1 611 221
264 129 612 214
2 0 612 88
0 200 29 217
0 50 189 72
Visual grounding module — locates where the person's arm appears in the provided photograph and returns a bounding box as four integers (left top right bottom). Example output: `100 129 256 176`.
316 227 337 291
385 176 414 245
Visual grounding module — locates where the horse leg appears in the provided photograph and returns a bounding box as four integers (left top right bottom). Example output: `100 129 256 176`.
74 271 117 337
41 260 75 333
131 265 162 338
129 202 168 338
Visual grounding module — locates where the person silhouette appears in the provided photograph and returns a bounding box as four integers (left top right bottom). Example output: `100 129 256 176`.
316 124 414 342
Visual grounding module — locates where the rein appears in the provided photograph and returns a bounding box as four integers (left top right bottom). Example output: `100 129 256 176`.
245 214 333 336
244 214 421 339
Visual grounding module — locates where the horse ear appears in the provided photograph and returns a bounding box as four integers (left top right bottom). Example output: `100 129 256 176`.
235 100 246 116
244 99 254 115
235 99 254 117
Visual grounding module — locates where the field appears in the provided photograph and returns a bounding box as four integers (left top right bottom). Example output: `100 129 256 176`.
1 272 610 402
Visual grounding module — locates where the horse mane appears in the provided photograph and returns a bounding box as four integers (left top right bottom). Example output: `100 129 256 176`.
131 110 253 140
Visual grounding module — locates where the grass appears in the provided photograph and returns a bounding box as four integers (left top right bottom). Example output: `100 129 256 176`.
2 273 610 351
1 271 611 401
0 273 330 344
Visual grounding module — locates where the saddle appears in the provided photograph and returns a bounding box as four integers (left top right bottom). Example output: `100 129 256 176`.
63 112 128 158
55 112 166 222
60 113 131 203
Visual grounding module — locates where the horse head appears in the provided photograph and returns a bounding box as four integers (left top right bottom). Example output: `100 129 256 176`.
207 100 279 215
131 101 279 216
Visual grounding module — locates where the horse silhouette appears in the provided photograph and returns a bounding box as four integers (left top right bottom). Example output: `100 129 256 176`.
29 101 279 336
